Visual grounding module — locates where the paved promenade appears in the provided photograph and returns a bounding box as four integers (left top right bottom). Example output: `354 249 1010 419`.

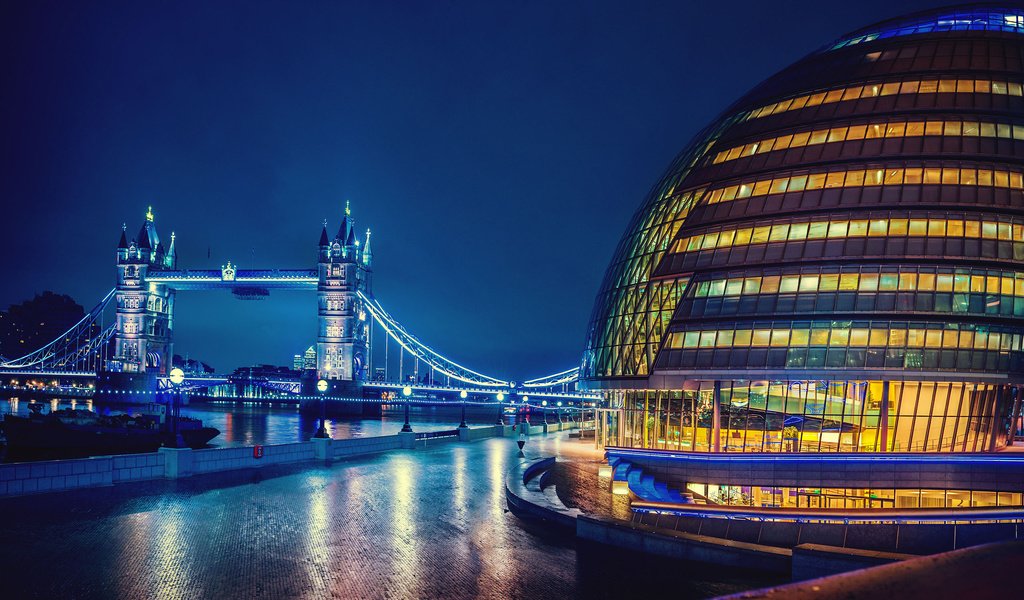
0 434 774 599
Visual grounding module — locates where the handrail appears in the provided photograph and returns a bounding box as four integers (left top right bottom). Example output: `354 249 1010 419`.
631 500 1024 523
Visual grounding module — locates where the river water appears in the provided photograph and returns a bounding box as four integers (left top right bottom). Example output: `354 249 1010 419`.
1 397 520 460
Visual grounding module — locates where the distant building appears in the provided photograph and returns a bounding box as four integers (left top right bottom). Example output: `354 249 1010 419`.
292 346 317 371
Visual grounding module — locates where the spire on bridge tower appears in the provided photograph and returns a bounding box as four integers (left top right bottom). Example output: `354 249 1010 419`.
165 232 177 268
319 220 330 246
136 222 151 251
363 228 372 266
117 224 128 250
336 210 351 245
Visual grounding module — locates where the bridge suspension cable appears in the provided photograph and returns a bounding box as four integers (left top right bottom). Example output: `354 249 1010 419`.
521 367 580 388
358 291 509 387
0 288 116 371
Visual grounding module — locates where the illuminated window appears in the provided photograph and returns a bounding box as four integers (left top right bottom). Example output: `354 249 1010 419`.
674 216 1023 254
712 118 1023 165
669 323 1024 353
741 77 1024 124
700 165 1024 207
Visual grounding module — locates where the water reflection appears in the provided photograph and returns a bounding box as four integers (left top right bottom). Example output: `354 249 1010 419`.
1 399 501 457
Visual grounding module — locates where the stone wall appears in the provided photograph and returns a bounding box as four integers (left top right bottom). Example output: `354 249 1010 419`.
0 424 532 497
0 451 166 496
192 442 315 474
332 435 402 458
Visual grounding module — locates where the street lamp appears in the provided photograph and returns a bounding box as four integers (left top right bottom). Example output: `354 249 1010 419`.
401 385 413 432
495 392 505 426
168 367 185 448
314 379 329 438
459 389 468 428
557 401 563 423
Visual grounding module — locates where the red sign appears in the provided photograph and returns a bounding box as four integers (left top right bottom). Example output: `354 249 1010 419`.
253 445 264 459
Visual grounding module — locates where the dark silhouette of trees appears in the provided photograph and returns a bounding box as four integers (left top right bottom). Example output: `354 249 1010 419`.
0 292 86 359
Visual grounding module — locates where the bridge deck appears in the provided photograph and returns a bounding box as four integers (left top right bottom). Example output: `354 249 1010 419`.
146 269 317 290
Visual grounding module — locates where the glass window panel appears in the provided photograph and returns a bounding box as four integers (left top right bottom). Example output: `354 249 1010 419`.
808 222 829 239
780 276 800 293
752 329 771 346
839 273 859 290
848 220 869 236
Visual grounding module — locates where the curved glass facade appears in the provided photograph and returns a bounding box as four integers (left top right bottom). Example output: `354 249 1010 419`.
582 4 1024 453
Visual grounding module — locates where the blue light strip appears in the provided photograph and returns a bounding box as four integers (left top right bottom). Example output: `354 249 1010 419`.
630 503 1024 524
358 291 509 386
606 446 1024 464
830 9 1024 50
522 367 580 387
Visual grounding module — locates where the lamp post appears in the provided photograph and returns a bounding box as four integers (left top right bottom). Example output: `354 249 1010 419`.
557 401 563 423
495 392 505 426
314 379 329 438
542 399 548 425
459 389 468 428
522 395 529 424
401 385 413 432
168 367 185 448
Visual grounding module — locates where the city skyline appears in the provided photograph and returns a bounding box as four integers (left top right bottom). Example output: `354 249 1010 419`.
1 0 940 378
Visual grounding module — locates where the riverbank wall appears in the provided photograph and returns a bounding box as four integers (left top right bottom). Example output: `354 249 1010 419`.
0 421 589 497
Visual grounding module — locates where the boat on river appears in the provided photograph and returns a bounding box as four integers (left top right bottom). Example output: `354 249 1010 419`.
1 404 219 460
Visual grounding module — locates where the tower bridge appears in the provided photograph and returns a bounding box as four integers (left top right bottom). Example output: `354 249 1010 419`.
0 203 589 413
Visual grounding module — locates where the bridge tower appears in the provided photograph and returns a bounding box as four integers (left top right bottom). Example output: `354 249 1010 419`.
313 201 373 397
98 207 176 401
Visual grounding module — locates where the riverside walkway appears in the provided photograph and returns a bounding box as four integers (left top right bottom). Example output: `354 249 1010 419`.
0 434 774 599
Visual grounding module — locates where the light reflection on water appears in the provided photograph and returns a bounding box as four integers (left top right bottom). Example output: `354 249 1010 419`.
2 398 503 448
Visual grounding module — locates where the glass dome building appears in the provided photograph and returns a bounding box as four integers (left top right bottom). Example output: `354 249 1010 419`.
582 5 1024 454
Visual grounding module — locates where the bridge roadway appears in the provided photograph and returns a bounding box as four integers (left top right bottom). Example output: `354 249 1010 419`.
0 434 772 599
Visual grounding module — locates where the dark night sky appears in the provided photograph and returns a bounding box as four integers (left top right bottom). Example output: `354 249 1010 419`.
1 0 942 378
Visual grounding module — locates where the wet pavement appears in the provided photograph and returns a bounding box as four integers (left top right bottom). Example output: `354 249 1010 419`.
0 433 780 599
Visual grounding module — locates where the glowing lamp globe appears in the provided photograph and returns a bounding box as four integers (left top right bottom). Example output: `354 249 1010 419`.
460 390 468 399
168 368 185 386
402 386 412 397
316 379 329 393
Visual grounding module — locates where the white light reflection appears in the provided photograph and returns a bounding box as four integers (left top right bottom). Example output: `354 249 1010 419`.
389 456 420 594
452 447 467 522
305 474 331 593
480 439 513 588
150 505 188 600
